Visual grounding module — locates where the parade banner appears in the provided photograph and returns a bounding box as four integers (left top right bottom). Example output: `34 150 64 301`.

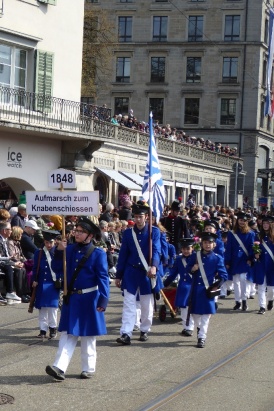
25 190 99 216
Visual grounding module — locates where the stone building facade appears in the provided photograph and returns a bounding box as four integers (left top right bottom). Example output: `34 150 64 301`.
85 0 274 209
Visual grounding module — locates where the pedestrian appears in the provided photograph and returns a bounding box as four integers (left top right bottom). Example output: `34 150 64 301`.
31 230 61 339
45 217 109 381
115 204 161 345
164 238 195 336
186 232 228 348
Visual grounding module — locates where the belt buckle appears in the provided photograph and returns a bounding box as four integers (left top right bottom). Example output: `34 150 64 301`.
77 290 82 294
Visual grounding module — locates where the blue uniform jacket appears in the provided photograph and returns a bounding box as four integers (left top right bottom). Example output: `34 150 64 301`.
164 254 192 308
186 251 228 315
52 243 109 337
224 230 255 280
116 224 161 295
158 231 169 278
214 238 224 257
32 246 60 309
253 236 274 286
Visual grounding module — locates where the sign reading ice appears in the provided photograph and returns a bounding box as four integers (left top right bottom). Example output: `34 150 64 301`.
26 191 99 216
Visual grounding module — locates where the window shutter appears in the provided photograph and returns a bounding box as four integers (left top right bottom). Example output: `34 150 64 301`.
34 50 54 112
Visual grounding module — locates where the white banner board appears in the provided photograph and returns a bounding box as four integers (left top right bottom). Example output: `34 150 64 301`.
48 168 76 189
26 191 99 216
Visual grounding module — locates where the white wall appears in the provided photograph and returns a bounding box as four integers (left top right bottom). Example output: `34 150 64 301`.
0 0 84 102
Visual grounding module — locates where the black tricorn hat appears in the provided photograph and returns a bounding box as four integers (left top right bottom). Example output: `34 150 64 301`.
132 204 150 215
179 238 195 247
77 217 101 238
42 230 61 242
201 232 218 242
204 220 219 231
171 200 180 211
236 212 248 221
262 215 274 222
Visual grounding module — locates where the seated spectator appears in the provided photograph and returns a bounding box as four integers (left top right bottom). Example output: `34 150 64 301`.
99 203 114 222
118 200 132 221
11 204 28 229
20 220 39 260
0 209 11 222
0 221 24 304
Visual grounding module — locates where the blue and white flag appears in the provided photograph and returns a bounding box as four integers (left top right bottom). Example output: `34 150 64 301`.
142 112 165 222
265 8 274 117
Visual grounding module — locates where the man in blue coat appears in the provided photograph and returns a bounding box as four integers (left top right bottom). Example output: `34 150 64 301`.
45 217 109 381
115 204 161 345
186 232 227 348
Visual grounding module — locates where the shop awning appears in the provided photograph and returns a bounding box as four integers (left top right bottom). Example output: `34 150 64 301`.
205 186 217 192
96 168 142 196
119 171 143 186
176 182 189 188
191 184 203 190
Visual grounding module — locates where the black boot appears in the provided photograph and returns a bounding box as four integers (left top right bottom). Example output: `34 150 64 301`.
267 300 273 311
37 330 46 338
242 300 248 311
49 327 57 339
233 301 241 310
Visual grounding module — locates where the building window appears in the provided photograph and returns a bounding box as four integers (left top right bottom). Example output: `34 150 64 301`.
149 98 164 123
116 57 130 83
118 17 132 42
224 15 240 41
153 16 168 42
188 16 203 42
184 98 200 124
0 44 26 92
120 0 133 2
186 57 201 83
222 57 238 83
220 98 236 125
114 97 129 115
151 57 165 82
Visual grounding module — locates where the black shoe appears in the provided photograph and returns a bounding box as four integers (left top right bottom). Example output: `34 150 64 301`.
242 300 248 311
219 295 226 299
0 294 7 306
249 295 255 299
197 338 205 348
21 295 30 303
227 290 231 296
181 329 193 337
258 307 266 315
49 327 57 339
37 330 47 338
80 371 94 379
139 331 148 342
267 301 273 311
45 365 65 381
116 333 131 345
233 302 241 310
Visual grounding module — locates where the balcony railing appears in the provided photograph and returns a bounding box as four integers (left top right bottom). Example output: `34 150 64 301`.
0 86 240 170
0 86 111 132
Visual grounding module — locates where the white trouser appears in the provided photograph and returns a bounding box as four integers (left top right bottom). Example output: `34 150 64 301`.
257 280 266 308
246 281 256 297
39 307 58 331
120 289 154 337
220 280 233 296
233 273 247 302
267 286 274 302
181 307 194 331
135 300 141 328
192 314 211 339
53 332 96 373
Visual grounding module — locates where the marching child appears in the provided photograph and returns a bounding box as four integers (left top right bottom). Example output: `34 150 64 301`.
186 232 227 348
164 238 195 336
31 230 61 339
